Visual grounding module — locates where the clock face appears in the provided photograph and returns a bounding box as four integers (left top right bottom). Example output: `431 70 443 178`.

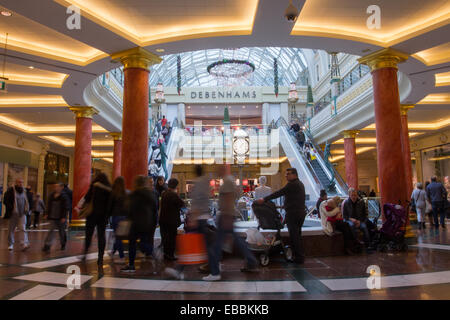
233 138 249 155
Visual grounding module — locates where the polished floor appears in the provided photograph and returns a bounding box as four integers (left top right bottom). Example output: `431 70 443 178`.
0 220 449 300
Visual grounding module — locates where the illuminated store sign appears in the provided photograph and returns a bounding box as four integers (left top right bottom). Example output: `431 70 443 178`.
185 87 260 102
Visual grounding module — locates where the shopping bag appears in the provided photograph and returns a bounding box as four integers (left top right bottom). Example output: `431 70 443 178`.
115 219 132 240
176 233 207 265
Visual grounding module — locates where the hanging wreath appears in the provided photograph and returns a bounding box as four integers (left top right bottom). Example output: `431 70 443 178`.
177 55 181 95
274 58 279 97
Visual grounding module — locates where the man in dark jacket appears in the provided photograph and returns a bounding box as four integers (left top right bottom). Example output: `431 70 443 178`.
342 188 371 246
256 168 306 264
159 178 185 261
426 176 447 229
121 175 158 273
63 184 73 223
25 186 34 229
3 179 30 251
43 183 70 252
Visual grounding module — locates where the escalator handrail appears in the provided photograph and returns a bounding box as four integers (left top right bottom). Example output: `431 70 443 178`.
302 125 348 194
276 121 326 191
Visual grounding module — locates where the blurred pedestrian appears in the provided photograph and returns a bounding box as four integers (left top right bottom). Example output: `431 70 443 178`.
25 185 33 229
165 165 213 279
204 165 258 281
81 173 112 269
107 176 129 264
32 193 45 228
43 183 70 252
159 178 185 261
121 175 158 273
3 179 30 251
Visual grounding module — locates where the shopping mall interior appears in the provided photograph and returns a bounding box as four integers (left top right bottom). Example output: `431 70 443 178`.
0 0 449 301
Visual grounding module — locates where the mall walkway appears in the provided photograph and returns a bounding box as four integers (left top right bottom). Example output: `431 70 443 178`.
0 220 449 300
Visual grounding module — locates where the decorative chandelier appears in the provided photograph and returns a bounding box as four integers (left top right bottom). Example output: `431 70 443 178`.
207 59 255 87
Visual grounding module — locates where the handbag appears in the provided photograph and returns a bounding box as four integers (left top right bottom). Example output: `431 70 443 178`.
78 200 93 219
115 219 132 240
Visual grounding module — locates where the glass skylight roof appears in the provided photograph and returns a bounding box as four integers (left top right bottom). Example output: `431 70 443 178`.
148 47 309 87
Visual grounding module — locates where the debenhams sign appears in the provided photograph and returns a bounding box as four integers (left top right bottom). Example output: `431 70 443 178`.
185 87 260 102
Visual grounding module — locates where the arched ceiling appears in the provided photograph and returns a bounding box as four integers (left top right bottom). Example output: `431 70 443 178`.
148 47 309 87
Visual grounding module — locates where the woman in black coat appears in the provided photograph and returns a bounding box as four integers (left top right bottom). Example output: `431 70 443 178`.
82 172 111 267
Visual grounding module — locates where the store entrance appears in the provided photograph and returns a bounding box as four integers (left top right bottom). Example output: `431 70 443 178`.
185 103 262 126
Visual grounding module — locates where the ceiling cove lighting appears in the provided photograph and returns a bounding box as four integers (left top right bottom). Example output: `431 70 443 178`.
54 0 259 46
435 72 450 87
0 114 107 134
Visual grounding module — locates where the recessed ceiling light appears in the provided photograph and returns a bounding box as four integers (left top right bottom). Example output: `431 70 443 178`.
1 11 12 17
156 48 165 53
28 66 34 69
255 105 259 108
242 105 246 108
187 106 191 109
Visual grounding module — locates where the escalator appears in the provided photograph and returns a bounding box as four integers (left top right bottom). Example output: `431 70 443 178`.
276 117 347 199
148 118 182 180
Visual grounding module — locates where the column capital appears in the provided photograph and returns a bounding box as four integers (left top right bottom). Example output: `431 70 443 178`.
111 47 162 71
110 132 122 141
342 130 360 139
358 48 409 72
69 106 99 119
400 104 415 116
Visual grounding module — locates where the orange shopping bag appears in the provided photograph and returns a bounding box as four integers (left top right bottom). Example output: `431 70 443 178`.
176 233 208 265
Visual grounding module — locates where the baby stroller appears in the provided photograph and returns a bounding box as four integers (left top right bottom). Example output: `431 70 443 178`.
376 203 408 252
248 201 292 266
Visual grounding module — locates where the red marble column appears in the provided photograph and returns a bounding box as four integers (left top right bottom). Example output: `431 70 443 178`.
359 49 409 220
70 107 97 224
343 130 359 189
112 48 162 189
400 105 414 199
110 133 122 181
121 68 149 189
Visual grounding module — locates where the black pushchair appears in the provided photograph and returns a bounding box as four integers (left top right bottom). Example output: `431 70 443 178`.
249 201 292 266
376 203 408 252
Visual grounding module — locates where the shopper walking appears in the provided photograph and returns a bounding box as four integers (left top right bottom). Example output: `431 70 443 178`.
204 165 258 281
159 178 185 261
121 175 158 273
81 173 112 268
107 176 129 264
256 168 307 264
411 183 427 229
63 184 73 223
43 183 70 252
426 176 447 229
3 179 30 251
32 193 45 228
25 185 34 229
165 165 213 279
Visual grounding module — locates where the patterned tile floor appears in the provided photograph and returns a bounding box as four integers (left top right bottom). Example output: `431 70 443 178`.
0 220 449 300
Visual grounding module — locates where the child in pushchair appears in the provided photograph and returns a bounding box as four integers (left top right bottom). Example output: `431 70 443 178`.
248 201 292 266
375 203 408 252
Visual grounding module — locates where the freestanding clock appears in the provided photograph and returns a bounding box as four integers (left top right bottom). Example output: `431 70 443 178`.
233 128 249 164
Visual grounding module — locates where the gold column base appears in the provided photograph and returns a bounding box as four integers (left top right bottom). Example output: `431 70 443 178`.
69 219 86 228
